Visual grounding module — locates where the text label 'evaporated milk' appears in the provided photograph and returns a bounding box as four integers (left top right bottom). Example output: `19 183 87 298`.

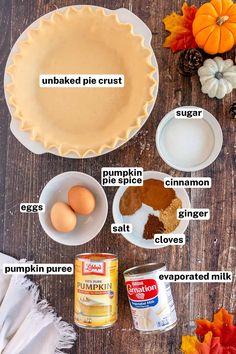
74 253 118 329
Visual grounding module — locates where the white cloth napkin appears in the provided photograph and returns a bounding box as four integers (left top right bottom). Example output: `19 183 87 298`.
0 254 17 304
0 253 76 354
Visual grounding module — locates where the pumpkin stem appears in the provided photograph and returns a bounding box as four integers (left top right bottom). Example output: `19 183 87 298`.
216 15 229 25
215 72 223 80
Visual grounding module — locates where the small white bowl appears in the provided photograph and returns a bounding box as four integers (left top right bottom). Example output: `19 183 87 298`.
156 106 223 172
112 171 190 249
39 172 108 246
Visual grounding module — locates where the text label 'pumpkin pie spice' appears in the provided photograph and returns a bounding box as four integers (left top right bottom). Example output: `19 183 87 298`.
102 167 143 186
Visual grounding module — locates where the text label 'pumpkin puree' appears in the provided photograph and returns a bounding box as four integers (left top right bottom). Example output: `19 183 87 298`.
119 179 182 239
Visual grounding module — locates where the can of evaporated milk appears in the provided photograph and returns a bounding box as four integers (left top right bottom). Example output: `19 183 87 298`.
124 263 177 333
74 253 118 329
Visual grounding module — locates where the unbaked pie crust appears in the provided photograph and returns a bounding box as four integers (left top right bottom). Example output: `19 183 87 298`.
6 6 157 157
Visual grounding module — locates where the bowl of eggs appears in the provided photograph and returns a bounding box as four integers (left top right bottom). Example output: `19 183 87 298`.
39 171 108 246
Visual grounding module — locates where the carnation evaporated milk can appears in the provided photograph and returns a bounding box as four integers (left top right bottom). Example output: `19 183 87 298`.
74 253 118 329
124 263 177 332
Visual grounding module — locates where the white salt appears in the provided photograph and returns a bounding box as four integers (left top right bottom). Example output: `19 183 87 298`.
123 204 160 240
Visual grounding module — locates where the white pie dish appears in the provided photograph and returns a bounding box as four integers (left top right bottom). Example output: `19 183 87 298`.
4 5 158 159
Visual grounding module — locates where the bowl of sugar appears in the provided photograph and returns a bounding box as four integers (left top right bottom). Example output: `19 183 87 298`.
156 106 223 172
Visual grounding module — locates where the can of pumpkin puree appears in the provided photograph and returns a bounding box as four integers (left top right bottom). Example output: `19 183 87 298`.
74 253 118 329
124 263 177 333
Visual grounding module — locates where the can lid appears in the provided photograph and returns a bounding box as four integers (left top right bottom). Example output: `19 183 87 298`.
123 262 166 277
76 253 117 261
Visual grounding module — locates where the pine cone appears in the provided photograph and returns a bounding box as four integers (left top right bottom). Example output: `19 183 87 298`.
178 49 204 76
229 102 236 119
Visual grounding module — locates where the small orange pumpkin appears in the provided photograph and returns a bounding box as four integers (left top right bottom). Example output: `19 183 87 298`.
193 0 236 54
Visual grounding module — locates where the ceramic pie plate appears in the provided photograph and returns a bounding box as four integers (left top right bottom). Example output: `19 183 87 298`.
112 171 191 249
4 5 159 159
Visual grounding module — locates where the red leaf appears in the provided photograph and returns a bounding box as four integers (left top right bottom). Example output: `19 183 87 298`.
181 308 236 353
196 308 236 348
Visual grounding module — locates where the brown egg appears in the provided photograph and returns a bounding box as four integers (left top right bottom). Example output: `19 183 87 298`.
50 202 77 232
68 185 96 215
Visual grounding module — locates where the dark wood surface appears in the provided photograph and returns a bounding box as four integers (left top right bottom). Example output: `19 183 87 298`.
0 0 235 353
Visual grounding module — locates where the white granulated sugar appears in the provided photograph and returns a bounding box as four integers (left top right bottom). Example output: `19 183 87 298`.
159 118 214 168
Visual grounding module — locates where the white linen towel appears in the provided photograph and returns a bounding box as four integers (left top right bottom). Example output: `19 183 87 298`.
0 253 76 354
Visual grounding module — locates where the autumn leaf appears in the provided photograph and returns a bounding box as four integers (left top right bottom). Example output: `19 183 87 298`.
163 2 198 52
181 308 236 354
196 308 236 349
181 332 230 354
181 331 212 354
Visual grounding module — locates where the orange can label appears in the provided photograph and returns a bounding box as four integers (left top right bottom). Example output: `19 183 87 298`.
74 253 118 328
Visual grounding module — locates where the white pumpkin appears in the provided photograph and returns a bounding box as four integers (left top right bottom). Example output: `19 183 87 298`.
198 57 236 99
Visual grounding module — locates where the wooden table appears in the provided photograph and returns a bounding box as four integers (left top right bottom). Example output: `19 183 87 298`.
0 1 235 353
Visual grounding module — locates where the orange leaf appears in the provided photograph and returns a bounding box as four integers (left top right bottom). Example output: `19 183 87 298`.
196 308 236 349
181 308 236 354
181 331 213 354
163 2 198 52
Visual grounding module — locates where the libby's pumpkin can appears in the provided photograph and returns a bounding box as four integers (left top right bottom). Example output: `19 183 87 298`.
74 253 118 329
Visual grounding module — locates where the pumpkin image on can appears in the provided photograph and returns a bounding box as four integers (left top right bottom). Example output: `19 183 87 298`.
193 0 236 54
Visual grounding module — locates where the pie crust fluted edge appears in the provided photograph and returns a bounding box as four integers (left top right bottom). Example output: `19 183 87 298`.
5 6 157 157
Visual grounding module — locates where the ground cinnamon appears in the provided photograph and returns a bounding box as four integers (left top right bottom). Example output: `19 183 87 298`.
119 179 176 215
141 179 176 210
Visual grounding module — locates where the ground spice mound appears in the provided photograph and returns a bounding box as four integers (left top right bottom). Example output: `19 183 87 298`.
160 197 182 233
141 179 176 210
143 215 165 239
119 186 142 215
119 179 181 236
119 179 176 215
